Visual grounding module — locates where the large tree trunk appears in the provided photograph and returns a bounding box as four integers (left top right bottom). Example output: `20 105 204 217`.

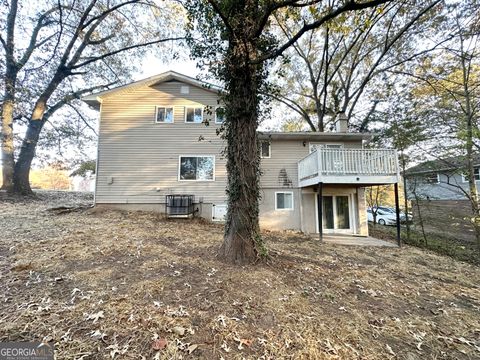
219 37 265 264
11 68 64 195
1 92 15 192
1 0 19 192
13 116 46 195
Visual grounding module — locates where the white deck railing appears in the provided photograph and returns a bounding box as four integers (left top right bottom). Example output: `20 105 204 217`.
298 148 398 181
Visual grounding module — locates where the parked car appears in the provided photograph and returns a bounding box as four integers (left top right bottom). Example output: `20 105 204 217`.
377 206 413 223
367 207 413 225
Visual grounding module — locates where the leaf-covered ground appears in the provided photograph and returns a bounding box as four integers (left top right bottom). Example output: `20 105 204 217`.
0 191 479 359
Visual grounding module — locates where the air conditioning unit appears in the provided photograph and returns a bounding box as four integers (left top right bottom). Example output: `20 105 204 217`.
165 195 195 217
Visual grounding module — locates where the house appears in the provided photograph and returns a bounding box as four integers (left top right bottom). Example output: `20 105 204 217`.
403 156 479 240
404 155 480 200
82 71 400 237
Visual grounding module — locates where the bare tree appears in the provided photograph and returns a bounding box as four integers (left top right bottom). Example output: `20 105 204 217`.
0 0 184 193
269 0 442 132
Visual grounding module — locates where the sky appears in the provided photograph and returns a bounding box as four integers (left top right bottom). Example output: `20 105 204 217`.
138 53 199 79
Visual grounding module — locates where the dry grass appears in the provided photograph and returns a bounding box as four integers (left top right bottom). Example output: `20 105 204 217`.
0 191 479 359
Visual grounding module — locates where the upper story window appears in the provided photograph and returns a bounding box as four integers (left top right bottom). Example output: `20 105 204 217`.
179 156 215 181
462 168 480 182
309 143 343 153
260 141 271 158
424 173 439 184
215 107 225 124
185 106 203 123
155 106 174 123
275 192 294 210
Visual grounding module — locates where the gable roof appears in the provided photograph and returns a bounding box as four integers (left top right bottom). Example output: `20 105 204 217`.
405 154 480 176
82 71 223 109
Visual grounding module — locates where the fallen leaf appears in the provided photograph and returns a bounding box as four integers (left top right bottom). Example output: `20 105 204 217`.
187 344 198 354
240 339 253 347
87 310 104 323
152 338 167 350
386 344 396 356
172 326 185 336
324 339 337 354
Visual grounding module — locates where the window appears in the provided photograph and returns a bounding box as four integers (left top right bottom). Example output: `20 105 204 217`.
185 107 203 123
260 141 271 158
215 107 225 124
179 156 214 181
275 192 294 210
309 143 343 153
155 106 174 123
462 168 480 182
424 173 439 184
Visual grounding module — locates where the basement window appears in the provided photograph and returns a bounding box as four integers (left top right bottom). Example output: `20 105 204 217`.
275 192 294 210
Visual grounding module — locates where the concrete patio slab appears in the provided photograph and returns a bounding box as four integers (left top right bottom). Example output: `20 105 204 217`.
322 234 398 247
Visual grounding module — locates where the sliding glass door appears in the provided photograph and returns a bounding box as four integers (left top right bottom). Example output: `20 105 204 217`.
321 195 352 233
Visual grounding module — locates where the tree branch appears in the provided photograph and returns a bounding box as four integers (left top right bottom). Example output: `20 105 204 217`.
43 82 118 121
67 103 98 136
255 0 391 63
347 0 441 119
0 34 7 51
18 6 63 67
69 37 183 69
206 0 234 35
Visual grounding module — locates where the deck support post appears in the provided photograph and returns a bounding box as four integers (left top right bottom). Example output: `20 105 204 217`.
318 182 323 242
394 182 401 247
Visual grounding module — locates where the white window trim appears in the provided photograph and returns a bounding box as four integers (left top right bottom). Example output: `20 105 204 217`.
424 172 440 184
184 106 204 123
275 191 294 211
308 142 344 153
178 155 215 182
215 106 225 124
462 174 480 182
260 141 271 159
154 105 174 123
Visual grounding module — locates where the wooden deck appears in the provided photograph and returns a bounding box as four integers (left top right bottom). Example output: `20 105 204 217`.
322 234 398 247
298 148 400 187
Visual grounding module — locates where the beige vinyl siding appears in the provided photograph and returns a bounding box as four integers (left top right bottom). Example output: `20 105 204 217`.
96 81 227 205
95 77 365 227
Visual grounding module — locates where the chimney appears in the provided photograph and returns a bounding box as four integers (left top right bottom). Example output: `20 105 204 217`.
335 112 348 132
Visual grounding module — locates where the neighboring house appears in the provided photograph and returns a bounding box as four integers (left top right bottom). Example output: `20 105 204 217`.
404 156 480 200
82 71 400 236
404 156 479 241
